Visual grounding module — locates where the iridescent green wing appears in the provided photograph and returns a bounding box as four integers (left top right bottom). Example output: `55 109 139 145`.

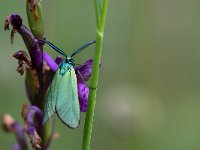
43 68 62 125
56 64 80 128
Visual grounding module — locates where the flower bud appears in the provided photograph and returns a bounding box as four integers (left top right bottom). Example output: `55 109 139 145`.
26 0 44 39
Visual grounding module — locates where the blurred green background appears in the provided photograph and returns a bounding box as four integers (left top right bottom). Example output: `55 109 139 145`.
1 0 200 150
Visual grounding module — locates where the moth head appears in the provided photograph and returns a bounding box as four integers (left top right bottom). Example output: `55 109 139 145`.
66 57 75 66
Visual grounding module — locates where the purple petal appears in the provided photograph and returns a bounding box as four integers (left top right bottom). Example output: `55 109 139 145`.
1 115 28 149
27 126 42 149
19 25 35 50
25 105 42 149
30 39 42 70
13 123 29 150
55 55 63 65
12 144 21 150
75 59 93 82
43 52 58 72
78 82 89 112
26 105 42 128
9 13 22 30
5 13 35 48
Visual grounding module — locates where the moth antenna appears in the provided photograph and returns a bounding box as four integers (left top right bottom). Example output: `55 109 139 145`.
71 40 95 57
41 39 68 58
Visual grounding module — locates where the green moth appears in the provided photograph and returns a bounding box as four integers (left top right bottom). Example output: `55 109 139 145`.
42 39 95 128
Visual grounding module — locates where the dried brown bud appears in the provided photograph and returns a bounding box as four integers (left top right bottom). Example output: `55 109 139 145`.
29 0 39 20
21 102 28 126
51 132 60 140
28 128 42 149
13 50 32 75
1 114 15 132
4 16 10 31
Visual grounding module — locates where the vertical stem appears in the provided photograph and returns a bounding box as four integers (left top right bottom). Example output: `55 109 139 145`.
100 0 108 32
82 0 108 150
26 1 52 149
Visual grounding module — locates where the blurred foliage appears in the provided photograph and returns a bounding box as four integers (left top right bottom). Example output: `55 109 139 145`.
1 0 200 150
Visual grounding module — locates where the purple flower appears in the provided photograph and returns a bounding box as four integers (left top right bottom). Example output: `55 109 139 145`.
9 14 22 30
11 35 42 76
43 52 59 72
5 13 35 51
6 14 43 78
55 55 63 65
75 59 102 112
6 14 42 72
4 13 22 31
27 126 42 149
75 59 94 112
1 114 29 149
25 105 42 149
21 103 43 149
30 39 42 70
13 123 29 150
78 82 89 112
26 105 43 128
75 59 93 82
12 144 21 150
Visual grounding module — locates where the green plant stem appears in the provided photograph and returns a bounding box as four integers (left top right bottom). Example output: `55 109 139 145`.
100 0 108 32
82 0 108 150
26 1 52 149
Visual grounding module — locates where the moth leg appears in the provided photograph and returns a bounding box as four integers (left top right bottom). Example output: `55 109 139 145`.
77 70 86 84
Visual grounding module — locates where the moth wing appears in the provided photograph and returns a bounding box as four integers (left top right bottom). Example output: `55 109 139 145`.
56 67 80 128
43 70 62 125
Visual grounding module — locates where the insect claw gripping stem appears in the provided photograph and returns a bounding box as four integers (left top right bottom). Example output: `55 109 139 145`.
39 37 46 45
